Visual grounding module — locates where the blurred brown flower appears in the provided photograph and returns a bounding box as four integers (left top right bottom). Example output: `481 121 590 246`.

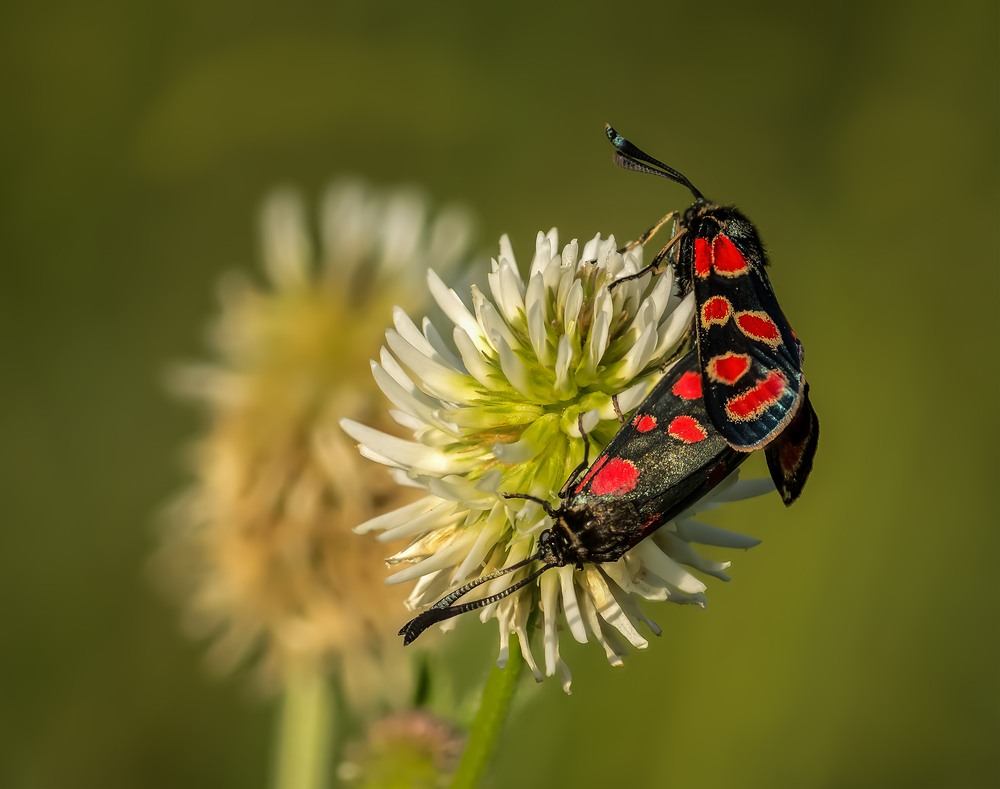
154 180 474 707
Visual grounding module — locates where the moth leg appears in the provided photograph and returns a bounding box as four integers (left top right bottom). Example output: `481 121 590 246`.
611 394 624 426
559 413 591 499
618 211 678 253
610 228 687 291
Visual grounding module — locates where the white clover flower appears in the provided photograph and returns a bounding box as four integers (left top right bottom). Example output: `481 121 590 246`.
156 179 474 708
340 230 774 693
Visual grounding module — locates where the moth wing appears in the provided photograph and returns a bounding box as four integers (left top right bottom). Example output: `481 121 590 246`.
692 231 804 450
573 354 744 530
765 382 819 506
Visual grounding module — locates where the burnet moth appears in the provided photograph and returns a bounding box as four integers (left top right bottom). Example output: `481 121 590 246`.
605 124 809 454
399 351 750 645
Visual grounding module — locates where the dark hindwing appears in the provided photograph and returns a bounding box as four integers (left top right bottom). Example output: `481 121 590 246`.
765 382 819 506
689 209 804 450
569 353 747 549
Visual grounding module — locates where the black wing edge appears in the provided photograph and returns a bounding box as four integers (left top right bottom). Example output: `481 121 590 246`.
765 383 819 506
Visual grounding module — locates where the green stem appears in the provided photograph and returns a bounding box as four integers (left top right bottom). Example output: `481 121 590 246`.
273 667 335 789
450 637 526 789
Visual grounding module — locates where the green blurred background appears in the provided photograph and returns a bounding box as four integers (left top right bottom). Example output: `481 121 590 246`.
2 0 997 787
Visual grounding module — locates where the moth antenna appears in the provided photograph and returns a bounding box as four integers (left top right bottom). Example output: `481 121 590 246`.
426 550 543 611
606 124 705 202
503 492 557 517
400 564 551 645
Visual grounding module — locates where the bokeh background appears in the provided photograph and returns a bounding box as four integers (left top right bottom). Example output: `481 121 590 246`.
2 1 997 787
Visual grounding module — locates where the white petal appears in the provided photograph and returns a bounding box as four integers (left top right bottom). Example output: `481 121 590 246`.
633 539 707 594
563 279 583 328
581 309 610 379
579 588 624 667
674 518 762 549
453 327 497 389
386 329 474 401
487 258 525 328
472 287 521 353
494 332 533 398
514 594 543 682
553 335 575 397
604 575 662 636
526 297 552 368
453 514 505 581
379 501 462 543
340 418 482 475
422 316 465 372
584 568 647 649
656 531 732 581
558 659 573 695
557 566 588 643
528 231 551 278
370 360 457 434
499 234 518 273
540 571 561 678
351 495 441 534
612 378 656 416
580 233 601 262
386 529 477 584
609 321 658 385
394 307 457 370
652 291 696 359
427 269 492 355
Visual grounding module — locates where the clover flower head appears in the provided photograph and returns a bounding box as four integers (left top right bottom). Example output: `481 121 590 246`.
155 179 474 706
342 229 774 693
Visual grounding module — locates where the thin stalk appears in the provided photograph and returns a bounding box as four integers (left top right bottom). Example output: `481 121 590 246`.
273 667 335 789
450 636 526 789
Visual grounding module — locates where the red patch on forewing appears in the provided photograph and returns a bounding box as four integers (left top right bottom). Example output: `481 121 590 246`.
667 415 708 443
711 235 748 276
634 414 658 433
575 455 607 492
701 295 732 328
694 237 712 278
671 371 702 400
589 458 640 496
707 352 751 385
725 370 788 421
735 311 782 347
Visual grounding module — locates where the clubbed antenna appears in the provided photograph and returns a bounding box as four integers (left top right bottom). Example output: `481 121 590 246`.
399 551 549 645
606 124 705 202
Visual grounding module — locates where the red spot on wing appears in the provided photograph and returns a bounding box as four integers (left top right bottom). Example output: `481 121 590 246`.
712 235 748 276
667 415 708 443
589 458 640 496
694 237 712 278
701 296 732 327
735 311 781 347
634 414 658 433
671 371 702 400
725 370 788 421
707 353 751 385
576 455 607 492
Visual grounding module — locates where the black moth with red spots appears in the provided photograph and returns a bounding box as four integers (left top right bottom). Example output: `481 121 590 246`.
399 352 749 645
606 124 815 458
